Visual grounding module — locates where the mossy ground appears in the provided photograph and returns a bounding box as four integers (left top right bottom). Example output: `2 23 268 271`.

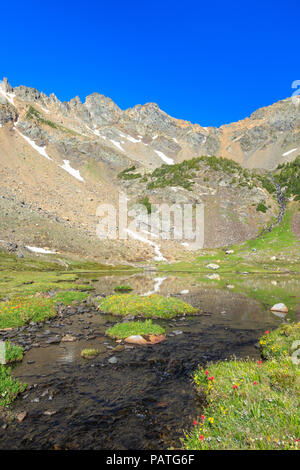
183 323 300 450
98 294 197 319
106 319 165 339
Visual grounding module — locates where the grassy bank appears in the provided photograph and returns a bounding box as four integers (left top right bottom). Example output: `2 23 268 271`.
160 206 300 274
0 291 90 329
183 323 300 450
98 294 197 319
0 366 27 407
4 341 24 363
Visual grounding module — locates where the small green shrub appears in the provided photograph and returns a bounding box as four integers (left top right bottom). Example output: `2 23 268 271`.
256 202 268 213
114 285 133 293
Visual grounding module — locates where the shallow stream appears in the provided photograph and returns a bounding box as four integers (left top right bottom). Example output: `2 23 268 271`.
0 272 299 449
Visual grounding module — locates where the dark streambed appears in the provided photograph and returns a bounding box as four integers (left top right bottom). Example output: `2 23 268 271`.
0 274 295 450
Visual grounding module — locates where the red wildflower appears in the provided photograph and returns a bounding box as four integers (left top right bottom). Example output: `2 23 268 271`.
253 381 257 385
208 376 214 381
201 414 205 421
232 384 238 390
199 435 204 441
193 420 198 426
205 370 209 376
257 360 262 366
265 330 269 335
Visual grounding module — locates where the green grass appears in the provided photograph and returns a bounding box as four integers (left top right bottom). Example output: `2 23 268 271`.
0 296 56 329
98 294 197 319
0 366 27 407
81 348 99 359
183 323 300 450
118 166 142 180
4 341 24 363
106 319 165 339
137 196 152 214
0 291 90 329
114 285 133 293
246 209 297 252
53 291 89 304
0 271 93 299
159 206 300 274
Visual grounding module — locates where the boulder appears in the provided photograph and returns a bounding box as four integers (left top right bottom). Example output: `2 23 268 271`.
270 303 288 313
206 263 220 270
61 334 76 342
124 334 166 345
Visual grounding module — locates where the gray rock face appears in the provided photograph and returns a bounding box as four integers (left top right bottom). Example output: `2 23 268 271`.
240 126 272 152
122 102 184 137
17 120 48 146
83 93 121 126
2 77 13 93
0 103 18 125
3 76 299 170
14 85 41 102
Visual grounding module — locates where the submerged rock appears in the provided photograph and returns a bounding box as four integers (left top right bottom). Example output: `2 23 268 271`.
124 334 166 345
61 334 76 342
124 335 148 345
16 411 27 423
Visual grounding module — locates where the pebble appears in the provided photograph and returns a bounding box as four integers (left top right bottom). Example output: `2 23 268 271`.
16 411 27 423
108 356 118 364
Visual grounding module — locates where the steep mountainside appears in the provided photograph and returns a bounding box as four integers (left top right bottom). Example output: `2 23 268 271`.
0 77 299 263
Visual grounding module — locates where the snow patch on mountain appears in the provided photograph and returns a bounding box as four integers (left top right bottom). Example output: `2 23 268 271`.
110 139 124 152
125 228 166 261
60 160 84 182
0 82 16 105
15 129 52 160
282 148 298 156
26 246 56 254
154 150 174 165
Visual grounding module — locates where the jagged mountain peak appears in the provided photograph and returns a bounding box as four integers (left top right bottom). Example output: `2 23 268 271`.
1 76 300 171
1 76 299 262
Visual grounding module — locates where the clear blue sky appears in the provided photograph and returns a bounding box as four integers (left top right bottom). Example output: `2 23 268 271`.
1 0 299 126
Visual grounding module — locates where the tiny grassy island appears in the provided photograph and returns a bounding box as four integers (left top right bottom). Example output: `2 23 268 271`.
106 320 165 339
98 294 197 318
114 285 133 293
81 349 100 359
